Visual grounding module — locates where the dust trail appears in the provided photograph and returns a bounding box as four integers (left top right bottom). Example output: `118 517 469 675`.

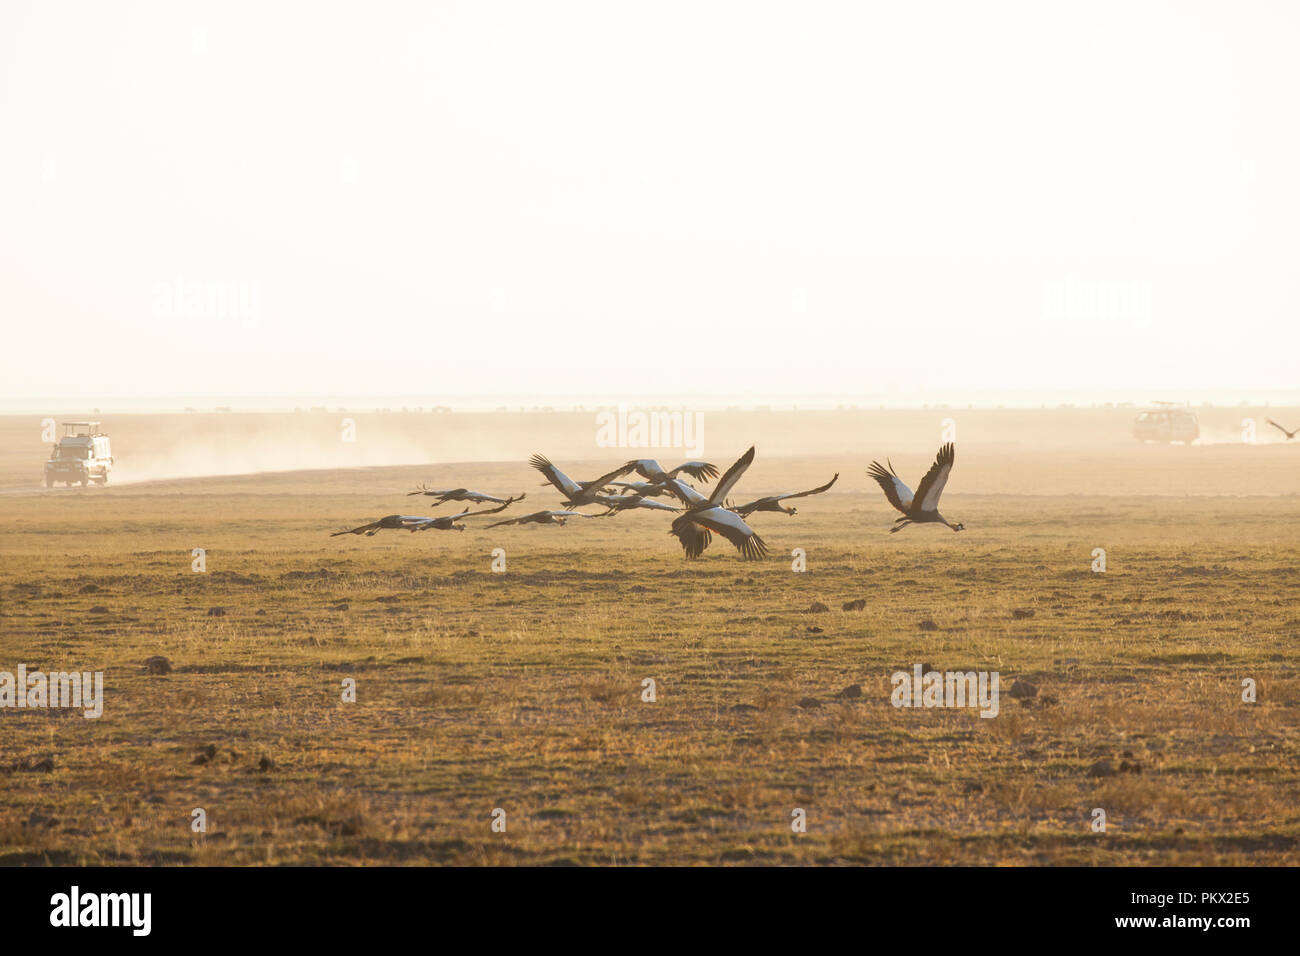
114 434 436 486
23 413 544 489
1193 425 1290 446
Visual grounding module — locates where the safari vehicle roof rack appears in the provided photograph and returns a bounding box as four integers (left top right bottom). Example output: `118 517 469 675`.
60 421 103 436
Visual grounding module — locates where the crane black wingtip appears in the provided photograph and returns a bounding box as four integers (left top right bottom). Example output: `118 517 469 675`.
741 533 769 560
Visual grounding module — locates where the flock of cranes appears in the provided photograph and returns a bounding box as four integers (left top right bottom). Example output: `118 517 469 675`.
332 445 964 559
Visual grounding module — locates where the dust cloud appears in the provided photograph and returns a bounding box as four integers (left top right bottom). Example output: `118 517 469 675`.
102 413 532 486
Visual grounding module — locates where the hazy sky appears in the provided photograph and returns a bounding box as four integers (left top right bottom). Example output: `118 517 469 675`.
2 0 1297 403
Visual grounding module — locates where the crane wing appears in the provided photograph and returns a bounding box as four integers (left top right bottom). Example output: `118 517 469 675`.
455 490 504 503
690 507 769 560
460 501 512 518
631 497 680 512
661 477 708 507
867 460 913 515
331 519 384 537
407 485 455 497
707 446 756 506
399 515 442 531
333 514 435 536
728 497 768 517
669 513 713 558
626 459 663 480
583 461 639 491
487 510 545 528
772 472 839 503
669 460 720 482
914 443 955 513
529 455 584 498
608 495 679 512
609 481 664 495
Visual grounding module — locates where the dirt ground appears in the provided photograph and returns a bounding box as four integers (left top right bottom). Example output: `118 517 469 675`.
1 408 1297 864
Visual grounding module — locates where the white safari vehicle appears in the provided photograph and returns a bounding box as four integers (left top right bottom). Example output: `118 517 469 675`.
45 422 114 487
1133 403 1200 444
